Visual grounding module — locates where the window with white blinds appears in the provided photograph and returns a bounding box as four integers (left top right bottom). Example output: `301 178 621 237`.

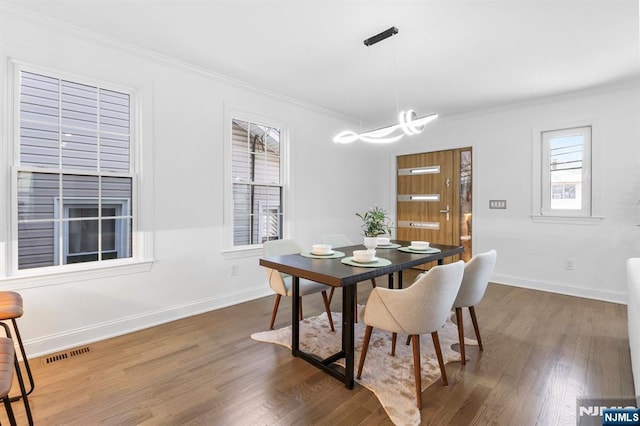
231 118 283 246
16 69 134 270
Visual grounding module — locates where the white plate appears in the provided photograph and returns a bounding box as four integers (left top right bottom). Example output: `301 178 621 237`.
352 257 378 263
377 243 394 247
408 246 430 251
312 250 335 256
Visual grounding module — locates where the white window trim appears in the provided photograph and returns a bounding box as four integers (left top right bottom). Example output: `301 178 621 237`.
531 121 603 225
54 197 131 264
1 60 154 287
258 201 282 244
222 104 290 253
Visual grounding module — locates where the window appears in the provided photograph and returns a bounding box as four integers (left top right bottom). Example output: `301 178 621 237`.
15 69 134 270
230 118 283 247
532 124 600 223
540 126 591 216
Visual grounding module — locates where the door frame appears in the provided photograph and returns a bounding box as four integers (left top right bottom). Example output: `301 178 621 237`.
391 147 472 262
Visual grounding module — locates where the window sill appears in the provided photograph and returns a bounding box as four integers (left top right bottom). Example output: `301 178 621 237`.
0 259 154 290
530 215 603 225
222 246 263 259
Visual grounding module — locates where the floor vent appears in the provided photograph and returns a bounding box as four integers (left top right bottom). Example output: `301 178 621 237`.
43 346 91 365
69 346 91 357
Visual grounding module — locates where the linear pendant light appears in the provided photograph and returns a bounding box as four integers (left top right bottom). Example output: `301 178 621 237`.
333 27 438 144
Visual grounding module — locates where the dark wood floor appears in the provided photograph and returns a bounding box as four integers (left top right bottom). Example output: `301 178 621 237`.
1 273 634 425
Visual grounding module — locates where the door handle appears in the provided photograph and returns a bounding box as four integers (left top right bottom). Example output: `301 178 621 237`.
439 205 450 221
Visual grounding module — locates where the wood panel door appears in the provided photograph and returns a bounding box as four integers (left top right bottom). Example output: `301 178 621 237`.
396 149 461 268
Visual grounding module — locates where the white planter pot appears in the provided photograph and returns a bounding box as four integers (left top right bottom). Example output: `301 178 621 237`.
363 236 378 251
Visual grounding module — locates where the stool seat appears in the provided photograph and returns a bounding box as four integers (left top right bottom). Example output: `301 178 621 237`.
0 338 14 396
0 292 23 320
0 337 18 425
0 291 34 406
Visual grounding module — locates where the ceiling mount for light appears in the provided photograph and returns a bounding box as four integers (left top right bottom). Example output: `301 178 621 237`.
363 26 398 47
333 26 438 144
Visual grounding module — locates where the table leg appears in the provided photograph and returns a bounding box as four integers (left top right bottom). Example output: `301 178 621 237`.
292 276 300 357
388 273 394 289
342 285 355 389
398 270 404 289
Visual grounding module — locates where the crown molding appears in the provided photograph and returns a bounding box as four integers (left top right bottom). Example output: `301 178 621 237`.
437 77 640 124
0 1 356 124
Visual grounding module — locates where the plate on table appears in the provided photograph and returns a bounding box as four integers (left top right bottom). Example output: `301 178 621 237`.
341 257 392 267
300 250 345 259
311 250 335 256
377 243 401 249
352 257 378 264
398 246 442 254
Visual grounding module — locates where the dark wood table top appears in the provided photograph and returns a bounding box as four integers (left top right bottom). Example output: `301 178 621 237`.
259 240 463 287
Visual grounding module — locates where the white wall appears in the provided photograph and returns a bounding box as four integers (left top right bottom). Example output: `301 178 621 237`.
0 6 380 357
1 5 638 359
390 85 640 303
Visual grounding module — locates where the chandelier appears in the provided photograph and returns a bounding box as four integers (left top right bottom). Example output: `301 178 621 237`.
333 27 438 144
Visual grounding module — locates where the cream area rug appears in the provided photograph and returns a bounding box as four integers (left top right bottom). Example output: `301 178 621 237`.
251 307 477 426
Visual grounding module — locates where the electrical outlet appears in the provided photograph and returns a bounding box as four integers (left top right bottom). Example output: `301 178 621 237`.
230 264 238 276
564 258 575 270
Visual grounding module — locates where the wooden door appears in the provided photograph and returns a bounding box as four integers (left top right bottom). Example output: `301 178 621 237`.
396 149 461 268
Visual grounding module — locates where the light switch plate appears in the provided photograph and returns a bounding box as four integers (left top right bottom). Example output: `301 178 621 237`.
489 200 507 209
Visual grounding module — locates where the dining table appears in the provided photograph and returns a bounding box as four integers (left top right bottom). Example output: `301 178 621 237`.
258 240 464 389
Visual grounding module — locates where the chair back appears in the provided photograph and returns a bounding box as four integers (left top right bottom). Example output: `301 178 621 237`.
262 239 302 296
321 234 353 248
411 261 465 332
364 261 464 335
454 249 497 308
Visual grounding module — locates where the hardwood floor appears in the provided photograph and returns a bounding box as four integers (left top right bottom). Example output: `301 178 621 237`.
2 274 634 425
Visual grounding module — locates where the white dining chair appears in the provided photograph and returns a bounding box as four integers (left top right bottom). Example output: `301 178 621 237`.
320 234 354 249
453 249 497 364
262 239 334 331
357 261 465 409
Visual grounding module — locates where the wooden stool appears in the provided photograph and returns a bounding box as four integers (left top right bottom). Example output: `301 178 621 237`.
0 338 17 426
0 292 35 398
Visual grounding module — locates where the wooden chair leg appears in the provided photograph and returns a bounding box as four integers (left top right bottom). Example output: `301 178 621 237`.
370 278 377 288
357 326 373 379
328 287 335 304
456 307 466 365
391 332 397 356
411 334 423 410
406 335 411 346
432 331 448 386
469 306 483 351
321 291 335 332
269 294 281 330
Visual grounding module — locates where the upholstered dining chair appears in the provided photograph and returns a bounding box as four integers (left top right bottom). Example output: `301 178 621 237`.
321 234 377 321
262 239 334 331
453 249 497 365
357 261 465 409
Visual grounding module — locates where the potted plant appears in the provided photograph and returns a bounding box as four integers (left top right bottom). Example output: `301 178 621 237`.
356 206 393 249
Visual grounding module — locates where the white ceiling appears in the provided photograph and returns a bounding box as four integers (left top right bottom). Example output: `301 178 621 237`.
3 0 639 126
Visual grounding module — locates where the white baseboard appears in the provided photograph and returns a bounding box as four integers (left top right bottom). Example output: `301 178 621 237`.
491 273 627 305
24 286 273 359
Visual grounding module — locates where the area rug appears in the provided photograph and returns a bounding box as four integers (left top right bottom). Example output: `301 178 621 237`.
251 307 477 426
